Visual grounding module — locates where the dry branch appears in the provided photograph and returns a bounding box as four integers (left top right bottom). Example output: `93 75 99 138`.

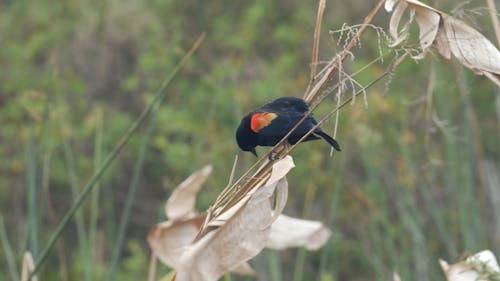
304 0 386 103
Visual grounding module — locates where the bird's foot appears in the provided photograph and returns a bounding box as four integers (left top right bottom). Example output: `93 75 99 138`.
268 149 280 161
267 143 290 161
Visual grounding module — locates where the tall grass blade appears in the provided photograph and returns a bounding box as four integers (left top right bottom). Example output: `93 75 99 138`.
317 155 346 280
89 107 104 279
293 183 317 281
25 127 38 259
62 139 90 281
267 251 282 281
108 103 159 281
0 215 20 281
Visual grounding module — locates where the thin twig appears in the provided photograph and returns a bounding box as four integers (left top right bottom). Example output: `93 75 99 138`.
288 68 395 156
305 0 326 95
486 0 500 47
292 54 407 155
226 155 239 189
147 252 157 281
304 0 386 103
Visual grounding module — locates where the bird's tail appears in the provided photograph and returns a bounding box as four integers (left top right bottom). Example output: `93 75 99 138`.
314 130 341 151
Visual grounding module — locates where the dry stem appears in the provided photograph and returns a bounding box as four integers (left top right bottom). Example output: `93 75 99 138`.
304 0 386 104
305 0 326 95
486 0 500 47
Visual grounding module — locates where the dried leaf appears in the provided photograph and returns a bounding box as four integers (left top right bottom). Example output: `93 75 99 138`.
439 250 500 281
231 262 256 276
440 259 481 281
165 165 212 220
384 0 399 12
385 0 500 84
265 156 295 186
434 23 452 59
206 156 294 230
149 205 256 276
388 0 413 47
265 214 331 250
150 156 331 280
176 178 288 281
484 72 500 87
413 4 440 51
465 250 500 273
175 157 294 281
441 15 500 75
148 215 206 269
405 0 439 12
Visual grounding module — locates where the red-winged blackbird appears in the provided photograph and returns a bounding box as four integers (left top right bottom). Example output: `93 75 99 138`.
236 97 341 156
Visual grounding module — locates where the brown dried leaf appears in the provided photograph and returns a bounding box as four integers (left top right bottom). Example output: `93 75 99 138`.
231 262 256 276
385 0 500 83
205 156 294 230
177 180 288 281
434 23 452 59
265 214 331 250
413 4 440 51
175 157 294 281
441 15 500 75
149 204 256 276
148 215 206 269
150 156 332 280
165 165 212 220
384 0 398 12
440 259 480 281
387 0 413 47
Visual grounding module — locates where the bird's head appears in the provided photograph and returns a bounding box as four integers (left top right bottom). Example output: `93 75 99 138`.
236 115 258 157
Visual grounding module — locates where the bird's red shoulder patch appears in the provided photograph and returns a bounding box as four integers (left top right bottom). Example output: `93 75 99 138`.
250 112 277 133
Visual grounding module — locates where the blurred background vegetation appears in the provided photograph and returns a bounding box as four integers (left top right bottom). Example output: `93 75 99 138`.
0 0 499 280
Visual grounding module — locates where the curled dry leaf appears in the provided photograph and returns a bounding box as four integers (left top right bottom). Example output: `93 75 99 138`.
230 262 256 276
149 156 333 281
149 164 254 277
439 250 500 281
266 214 331 250
148 215 206 269
165 165 212 220
148 214 255 277
176 157 294 281
385 0 500 86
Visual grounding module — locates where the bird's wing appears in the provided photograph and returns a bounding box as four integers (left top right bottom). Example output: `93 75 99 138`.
261 97 309 114
258 111 314 137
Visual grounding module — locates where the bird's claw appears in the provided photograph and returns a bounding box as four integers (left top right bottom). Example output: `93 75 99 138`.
268 149 280 161
267 143 290 161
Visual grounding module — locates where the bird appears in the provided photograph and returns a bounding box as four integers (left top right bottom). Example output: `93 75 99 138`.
235 96 341 157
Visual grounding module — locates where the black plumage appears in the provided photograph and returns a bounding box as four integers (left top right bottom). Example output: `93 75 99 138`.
236 97 341 156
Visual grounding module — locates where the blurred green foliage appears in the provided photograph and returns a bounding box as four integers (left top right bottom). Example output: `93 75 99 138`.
0 0 499 280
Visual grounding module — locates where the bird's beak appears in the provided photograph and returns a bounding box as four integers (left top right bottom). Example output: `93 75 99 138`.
250 148 258 157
